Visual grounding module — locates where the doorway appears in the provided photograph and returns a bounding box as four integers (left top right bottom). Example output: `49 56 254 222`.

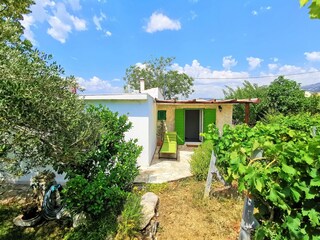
185 110 201 142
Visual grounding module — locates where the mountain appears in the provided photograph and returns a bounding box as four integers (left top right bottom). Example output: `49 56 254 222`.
302 82 320 92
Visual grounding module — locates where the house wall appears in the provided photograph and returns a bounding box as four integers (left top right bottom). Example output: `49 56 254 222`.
157 103 233 134
7 95 157 184
86 96 156 168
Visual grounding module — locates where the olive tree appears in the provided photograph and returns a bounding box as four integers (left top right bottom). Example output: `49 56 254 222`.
124 56 194 99
0 0 99 176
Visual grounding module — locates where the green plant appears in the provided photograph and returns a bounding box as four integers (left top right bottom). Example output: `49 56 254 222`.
124 56 194 99
63 106 142 217
115 193 142 240
203 113 320 239
190 141 213 181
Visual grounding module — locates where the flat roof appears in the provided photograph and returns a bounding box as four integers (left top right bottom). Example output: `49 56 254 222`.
156 98 260 104
81 93 148 101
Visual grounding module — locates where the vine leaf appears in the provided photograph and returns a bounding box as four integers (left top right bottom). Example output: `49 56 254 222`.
290 188 301 202
310 176 320 187
282 163 296 175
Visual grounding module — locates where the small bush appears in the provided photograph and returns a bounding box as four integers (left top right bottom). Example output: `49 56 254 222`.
190 141 213 181
63 106 142 217
115 193 142 240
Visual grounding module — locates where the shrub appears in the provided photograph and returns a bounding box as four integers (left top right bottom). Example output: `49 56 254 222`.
203 115 320 239
115 193 142 240
190 141 213 181
63 106 142 216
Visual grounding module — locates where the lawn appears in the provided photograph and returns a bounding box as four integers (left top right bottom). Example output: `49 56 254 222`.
0 178 243 240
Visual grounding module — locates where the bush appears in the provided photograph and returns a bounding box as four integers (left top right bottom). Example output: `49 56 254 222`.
190 141 213 181
63 106 142 216
115 193 142 240
203 115 320 239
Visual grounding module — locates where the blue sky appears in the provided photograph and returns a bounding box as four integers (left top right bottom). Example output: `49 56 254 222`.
21 0 320 98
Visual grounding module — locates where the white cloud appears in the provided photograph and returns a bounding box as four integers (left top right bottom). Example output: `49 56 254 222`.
47 16 72 43
271 57 279 62
77 76 122 94
304 51 320 61
21 0 87 44
190 11 197 20
222 56 237 70
93 12 106 31
252 6 271 16
247 57 263 70
268 63 278 71
171 59 249 98
70 16 87 30
67 0 81 11
145 12 181 33
260 6 272 11
105 31 112 37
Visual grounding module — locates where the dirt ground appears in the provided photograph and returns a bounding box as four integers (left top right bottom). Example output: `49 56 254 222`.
155 179 243 240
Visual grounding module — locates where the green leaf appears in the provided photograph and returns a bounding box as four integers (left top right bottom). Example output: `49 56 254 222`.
303 155 314 165
310 176 320 187
285 216 301 237
269 188 278 202
255 178 263 192
308 209 320 227
290 188 301 202
282 163 297 175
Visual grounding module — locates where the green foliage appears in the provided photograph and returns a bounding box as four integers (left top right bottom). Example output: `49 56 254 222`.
63 106 142 216
223 81 268 125
300 0 320 19
115 193 142 240
0 0 100 176
65 213 118 240
190 141 213 181
123 56 194 99
203 113 320 239
267 76 306 115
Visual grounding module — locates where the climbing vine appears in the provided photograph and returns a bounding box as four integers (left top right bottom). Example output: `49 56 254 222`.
203 113 320 239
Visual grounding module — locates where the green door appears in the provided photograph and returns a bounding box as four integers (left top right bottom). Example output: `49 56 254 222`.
203 109 216 134
175 109 185 145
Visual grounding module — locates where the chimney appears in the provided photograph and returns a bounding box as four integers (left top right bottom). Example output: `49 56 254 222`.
140 78 145 92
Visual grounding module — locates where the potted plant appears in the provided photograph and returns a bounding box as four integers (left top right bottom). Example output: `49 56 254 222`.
157 120 165 146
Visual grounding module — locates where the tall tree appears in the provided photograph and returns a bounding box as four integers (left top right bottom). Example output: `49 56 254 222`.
223 81 268 125
300 0 320 19
124 56 194 99
0 1 99 176
267 76 306 115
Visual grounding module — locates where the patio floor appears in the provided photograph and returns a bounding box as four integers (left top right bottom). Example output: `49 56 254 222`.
134 145 195 184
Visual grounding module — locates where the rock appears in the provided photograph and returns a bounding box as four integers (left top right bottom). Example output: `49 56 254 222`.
140 192 159 230
72 212 87 228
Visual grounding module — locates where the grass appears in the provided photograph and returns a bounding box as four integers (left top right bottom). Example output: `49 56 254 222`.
0 204 72 240
1 178 243 240
155 178 243 240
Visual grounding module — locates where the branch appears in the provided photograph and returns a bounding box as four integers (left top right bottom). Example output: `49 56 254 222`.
248 157 267 165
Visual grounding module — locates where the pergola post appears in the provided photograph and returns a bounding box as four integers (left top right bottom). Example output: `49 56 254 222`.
244 103 250 124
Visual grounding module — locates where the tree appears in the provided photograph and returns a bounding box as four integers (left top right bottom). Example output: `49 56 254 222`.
223 81 268 125
267 76 306 115
300 0 320 19
0 1 99 176
63 106 142 216
124 56 194 99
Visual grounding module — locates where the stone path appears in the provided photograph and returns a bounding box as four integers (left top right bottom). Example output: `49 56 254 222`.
134 146 194 184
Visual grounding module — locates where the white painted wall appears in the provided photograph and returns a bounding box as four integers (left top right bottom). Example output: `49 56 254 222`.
86 94 156 168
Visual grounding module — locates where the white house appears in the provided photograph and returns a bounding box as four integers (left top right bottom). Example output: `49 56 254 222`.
6 79 259 183
82 85 164 168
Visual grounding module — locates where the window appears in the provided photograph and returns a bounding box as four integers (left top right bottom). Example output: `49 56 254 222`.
158 110 166 120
